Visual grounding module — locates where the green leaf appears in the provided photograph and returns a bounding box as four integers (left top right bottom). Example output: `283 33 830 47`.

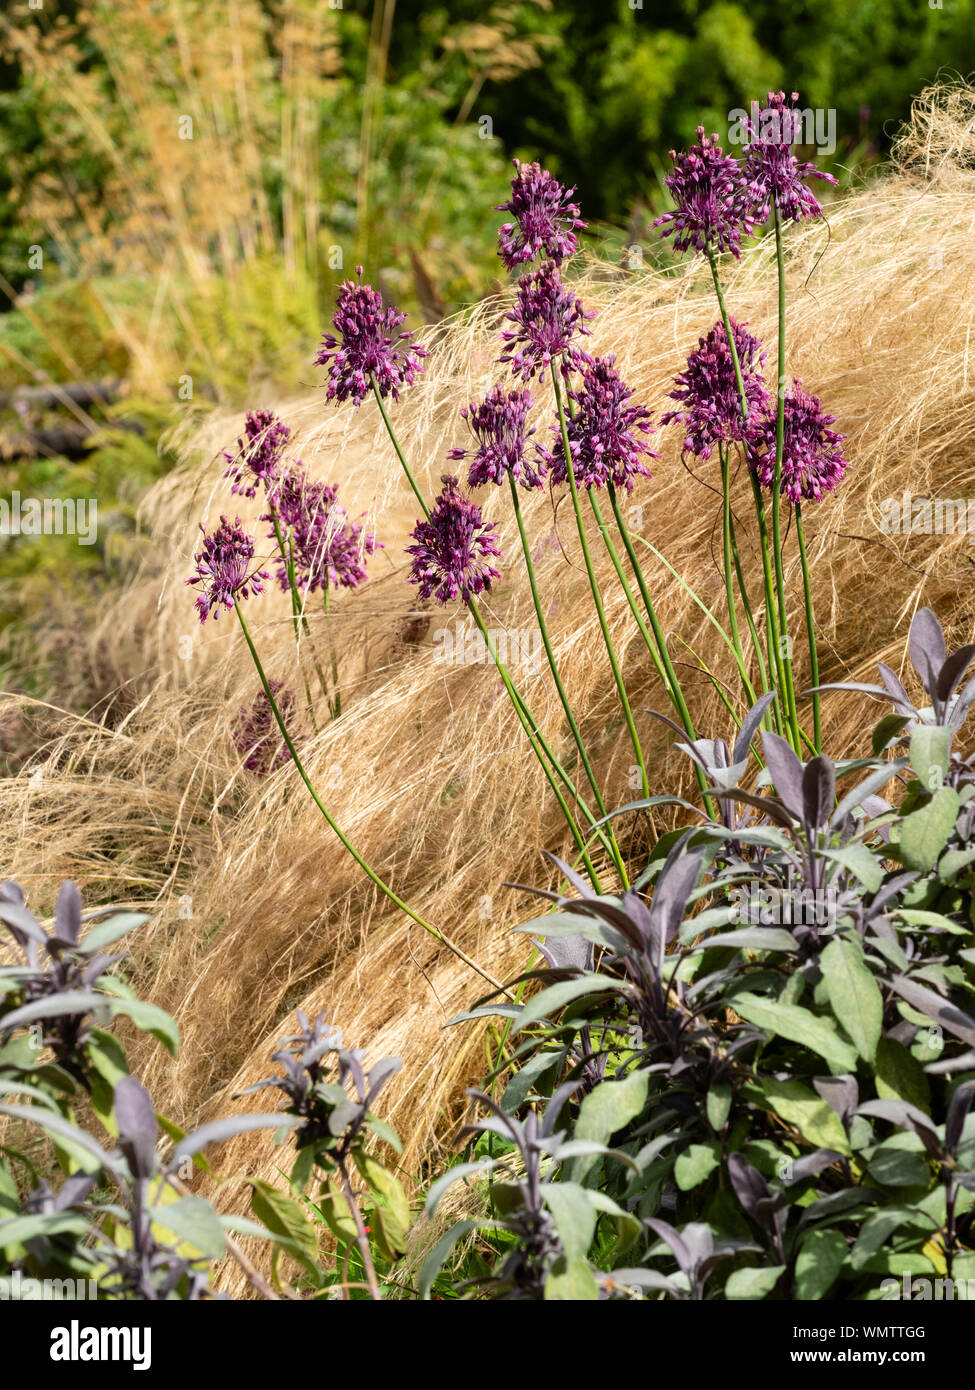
706 1082 733 1132
146 1195 226 1260
820 844 884 894
794 1228 847 1299
418 1219 480 1300
868 1136 932 1188
356 1154 411 1261
511 973 618 1036
820 937 883 1063
249 1179 319 1276
851 1207 922 1272
569 1069 648 1183
540 1181 597 1261
544 1255 599 1301
758 1078 851 1155
733 993 858 1074
899 788 960 872
872 713 911 756
0 1211 89 1248
875 1038 931 1113
108 999 179 1056
725 1264 785 1300
674 1142 720 1191
909 725 952 791
82 912 149 955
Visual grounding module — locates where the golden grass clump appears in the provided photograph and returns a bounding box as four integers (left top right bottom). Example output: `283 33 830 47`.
3 80 975 1294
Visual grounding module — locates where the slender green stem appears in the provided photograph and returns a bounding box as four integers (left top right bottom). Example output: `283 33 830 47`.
233 597 505 992
371 377 429 517
706 245 786 739
600 486 716 818
372 370 619 885
728 495 770 700
508 474 629 886
552 369 649 800
795 503 821 753
465 599 603 892
719 442 755 705
323 585 341 720
772 210 801 753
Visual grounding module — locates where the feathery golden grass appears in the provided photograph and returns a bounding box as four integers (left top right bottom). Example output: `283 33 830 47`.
3 81 975 1294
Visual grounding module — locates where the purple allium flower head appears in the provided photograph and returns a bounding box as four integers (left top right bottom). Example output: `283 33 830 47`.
448 384 545 490
498 261 594 382
232 681 296 776
740 92 838 224
222 410 291 499
264 465 381 594
654 128 752 259
661 318 772 460
750 379 848 503
406 475 503 605
538 356 657 492
495 159 587 269
186 516 269 623
315 267 428 406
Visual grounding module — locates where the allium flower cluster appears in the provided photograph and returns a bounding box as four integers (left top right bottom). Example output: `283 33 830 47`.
406 475 503 605
740 91 838 224
538 356 657 492
232 681 296 776
750 379 849 503
495 159 587 269
315 267 427 406
655 128 753 259
498 261 594 382
186 516 268 623
222 410 291 499
448 384 544 490
661 318 772 460
264 467 380 594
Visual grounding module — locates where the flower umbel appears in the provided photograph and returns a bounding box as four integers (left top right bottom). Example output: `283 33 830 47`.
315 267 427 406
655 128 751 259
740 92 838 224
449 384 545 490
232 681 297 776
222 410 291 499
750 379 848 503
186 516 269 623
264 467 381 594
539 356 657 492
406 475 502 605
498 261 594 382
661 318 772 460
495 159 587 269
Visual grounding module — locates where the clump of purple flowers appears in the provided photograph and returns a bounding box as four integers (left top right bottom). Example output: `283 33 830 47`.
222 410 291 499
264 466 381 594
740 91 837 224
449 384 545 490
406 476 503 605
315 267 428 406
655 128 753 259
495 159 587 269
661 318 772 460
538 356 657 492
232 681 296 776
498 261 594 382
750 379 849 503
186 516 269 623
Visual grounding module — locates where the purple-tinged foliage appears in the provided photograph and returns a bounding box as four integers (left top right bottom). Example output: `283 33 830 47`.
315 267 427 406
749 379 848 503
449 384 545 490
655 128 753 259
539 355 657 492
232 681 296 776
495 158 587 269
740 91 838 225
186 516 269 623
221 409 291 499
406 475 502 605
498 261 594 382
661 318 772 460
